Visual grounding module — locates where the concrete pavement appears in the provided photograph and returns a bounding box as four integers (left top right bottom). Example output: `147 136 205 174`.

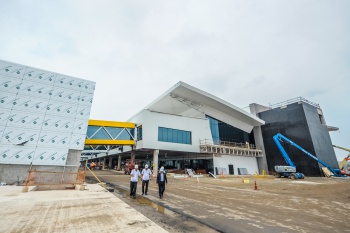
0 184 168 233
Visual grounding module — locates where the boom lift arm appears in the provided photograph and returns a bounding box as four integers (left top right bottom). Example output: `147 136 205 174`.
273 133 341 177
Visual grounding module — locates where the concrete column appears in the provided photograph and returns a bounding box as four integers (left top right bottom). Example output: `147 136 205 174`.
130 150 135 161
103 158 106 170
117 155 122 171
249 103 269 174
153 149 159 175
109 158 113 169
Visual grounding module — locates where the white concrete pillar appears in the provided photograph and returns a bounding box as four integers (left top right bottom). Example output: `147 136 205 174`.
117 155 122 171
103 158 106 169
249 103 269 174
153 149 159 175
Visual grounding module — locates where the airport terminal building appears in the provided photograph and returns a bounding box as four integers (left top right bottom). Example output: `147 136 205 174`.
91 82 266 175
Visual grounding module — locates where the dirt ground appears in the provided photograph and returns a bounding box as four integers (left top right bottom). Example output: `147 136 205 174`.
86 170 350 233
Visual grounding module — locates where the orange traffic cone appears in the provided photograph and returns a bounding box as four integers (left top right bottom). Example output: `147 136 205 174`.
254 181 258 190
220 170 224 178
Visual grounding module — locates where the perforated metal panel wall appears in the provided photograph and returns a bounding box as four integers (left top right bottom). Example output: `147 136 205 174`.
0 60 95 166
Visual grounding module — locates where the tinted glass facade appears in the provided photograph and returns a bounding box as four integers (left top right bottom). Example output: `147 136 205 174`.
158 127 191 144
137 126 143 141
206 116 255 145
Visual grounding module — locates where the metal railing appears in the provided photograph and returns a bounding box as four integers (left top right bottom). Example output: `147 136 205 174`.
269 96 320 109
199 139 260 150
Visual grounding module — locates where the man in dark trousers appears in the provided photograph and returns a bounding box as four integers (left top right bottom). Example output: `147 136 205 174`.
156 167 167 199
141 164 152 195
130 165 141 199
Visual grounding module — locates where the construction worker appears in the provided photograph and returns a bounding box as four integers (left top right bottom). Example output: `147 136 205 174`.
156 167 167 199
130 165 141 199
141 164 152 195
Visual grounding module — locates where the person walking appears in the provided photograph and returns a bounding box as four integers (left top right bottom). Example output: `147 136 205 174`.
156 167 167 199
130 164 141 199
141 164 152 195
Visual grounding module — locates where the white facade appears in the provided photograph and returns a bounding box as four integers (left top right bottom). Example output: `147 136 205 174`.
0 59 95 166
213 155 259 175
127 109 260 175
132 110 213 152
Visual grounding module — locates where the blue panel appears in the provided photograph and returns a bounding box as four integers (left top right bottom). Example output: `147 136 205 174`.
167 128 172 142
186 132 191 144
178 131 183 144
86 126 100 138
90 128 111 140
172 130 177 143
137 127 142 141
158 127 191 144
116 129 131 140
158 127 162 141
162 127 167 141
105 127 123 139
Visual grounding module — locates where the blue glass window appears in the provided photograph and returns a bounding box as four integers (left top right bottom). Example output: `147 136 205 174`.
137 126 142 141
206 115 255 145
86 126 133 140
158 127 191 144
87 127 110 139
206 116 220 144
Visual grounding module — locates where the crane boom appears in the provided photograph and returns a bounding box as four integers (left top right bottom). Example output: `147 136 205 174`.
333 145 350 153
273 133 342 177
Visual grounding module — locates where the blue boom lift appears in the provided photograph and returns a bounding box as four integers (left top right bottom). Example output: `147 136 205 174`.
273 133 342 179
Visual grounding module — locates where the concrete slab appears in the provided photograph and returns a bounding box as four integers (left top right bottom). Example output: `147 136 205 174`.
0 184 168 233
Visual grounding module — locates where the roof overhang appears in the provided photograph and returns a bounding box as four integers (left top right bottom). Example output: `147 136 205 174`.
138 81 264 132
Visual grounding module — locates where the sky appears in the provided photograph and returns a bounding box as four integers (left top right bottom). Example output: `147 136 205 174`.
0 0 349 161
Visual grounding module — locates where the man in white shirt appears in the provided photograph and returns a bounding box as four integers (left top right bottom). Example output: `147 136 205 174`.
130 165 141 199
141 164 152 195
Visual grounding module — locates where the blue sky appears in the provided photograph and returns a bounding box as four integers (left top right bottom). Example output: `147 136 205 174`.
0 0 349 160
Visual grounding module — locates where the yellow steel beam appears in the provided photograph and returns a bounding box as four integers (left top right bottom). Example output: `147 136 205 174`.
88 119 135 128
84 139 135 146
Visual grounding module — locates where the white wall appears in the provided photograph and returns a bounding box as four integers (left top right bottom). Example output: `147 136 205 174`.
0 60 95 166
130 110 213 152
213 155 259 175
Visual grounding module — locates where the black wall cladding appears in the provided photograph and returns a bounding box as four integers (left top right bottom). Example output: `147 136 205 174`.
258 102 337 177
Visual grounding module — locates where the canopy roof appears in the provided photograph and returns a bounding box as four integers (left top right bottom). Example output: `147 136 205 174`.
135 81 264 132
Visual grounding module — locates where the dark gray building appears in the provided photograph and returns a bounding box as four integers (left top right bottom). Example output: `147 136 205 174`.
250 97 338 177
